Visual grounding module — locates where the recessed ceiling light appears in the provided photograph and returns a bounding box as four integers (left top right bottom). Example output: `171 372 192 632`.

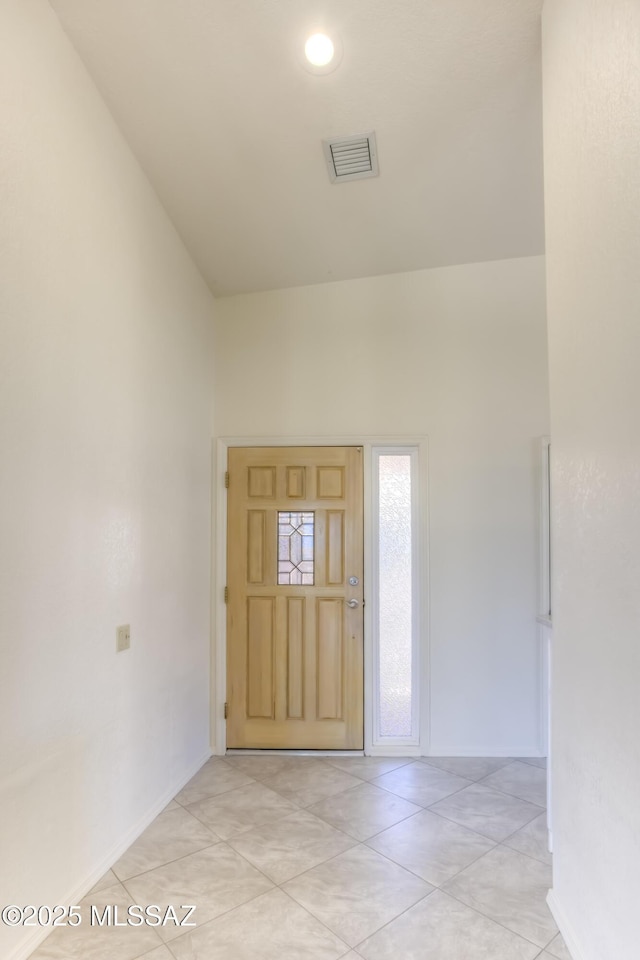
305 33 334 67
299 29 343 75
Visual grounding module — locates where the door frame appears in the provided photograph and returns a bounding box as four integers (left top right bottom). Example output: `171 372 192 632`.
212 435 430 758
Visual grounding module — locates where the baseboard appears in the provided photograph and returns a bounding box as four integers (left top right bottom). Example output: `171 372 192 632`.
547 888 588 960
7 748 212 960
220 746 546 760
426 746 546 758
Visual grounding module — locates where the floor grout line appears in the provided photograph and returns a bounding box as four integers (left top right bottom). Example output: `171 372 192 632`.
111 838 222 884
422 792 546 841
428 883 554 954
278 885 352 955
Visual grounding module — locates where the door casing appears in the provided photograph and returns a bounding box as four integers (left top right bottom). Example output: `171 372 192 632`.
213 435 430 757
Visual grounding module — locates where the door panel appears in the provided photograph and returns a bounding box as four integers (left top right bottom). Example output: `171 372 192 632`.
226 446 363 749
316 598 343 719
246 597 274 718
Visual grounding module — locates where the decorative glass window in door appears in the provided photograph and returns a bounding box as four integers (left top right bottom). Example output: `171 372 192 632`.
278 512 315 584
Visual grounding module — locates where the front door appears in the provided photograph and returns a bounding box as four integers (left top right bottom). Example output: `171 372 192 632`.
226 446 364 749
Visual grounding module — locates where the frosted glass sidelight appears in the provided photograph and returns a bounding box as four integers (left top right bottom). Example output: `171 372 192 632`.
278 511 314 585
378 456 413 737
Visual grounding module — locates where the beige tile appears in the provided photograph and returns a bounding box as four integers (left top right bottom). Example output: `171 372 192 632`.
134 947 175 960
419 757 512 781
112 807 219 880
168 888 349 960
503 812 552 865
308 782 421 840
123 843 273 942
28 882 162 960
517 757 547 769
174 759 254 806
87 868 119 895
228 809 356 883
442 845 556 947
262 760 361 807
223 754 302 781
546 932 573 960
480 761 547 807
283 844 433 947
186 781 299 839
324 757 414 780
430 782 542 841
372 761 471 807
163 800 181 811
367 808 496 886
356 889 540 960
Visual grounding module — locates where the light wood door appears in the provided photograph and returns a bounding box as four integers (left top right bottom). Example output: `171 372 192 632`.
226 446 363 749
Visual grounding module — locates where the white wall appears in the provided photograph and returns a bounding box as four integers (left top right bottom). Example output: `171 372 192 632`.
214 256 549 756
543 2 640 958
0 3 215 957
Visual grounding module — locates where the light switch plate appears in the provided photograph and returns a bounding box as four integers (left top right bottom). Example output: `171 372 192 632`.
116 624 131 653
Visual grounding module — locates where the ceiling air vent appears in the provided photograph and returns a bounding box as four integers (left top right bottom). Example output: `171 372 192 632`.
323 132 379 183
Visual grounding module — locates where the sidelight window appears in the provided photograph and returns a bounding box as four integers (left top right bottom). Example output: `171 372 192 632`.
373 448 419 743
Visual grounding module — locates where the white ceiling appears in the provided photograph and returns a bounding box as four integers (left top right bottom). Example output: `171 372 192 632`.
50 0 545 296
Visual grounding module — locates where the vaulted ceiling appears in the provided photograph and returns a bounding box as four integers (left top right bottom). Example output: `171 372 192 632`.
50 0 545 296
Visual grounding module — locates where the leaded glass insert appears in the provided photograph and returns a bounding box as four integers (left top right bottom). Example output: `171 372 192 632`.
278 512 315 585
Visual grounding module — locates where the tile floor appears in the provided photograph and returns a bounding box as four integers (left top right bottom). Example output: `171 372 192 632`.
29 755 570 960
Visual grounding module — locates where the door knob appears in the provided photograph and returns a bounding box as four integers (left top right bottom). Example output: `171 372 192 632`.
346 599 359 608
